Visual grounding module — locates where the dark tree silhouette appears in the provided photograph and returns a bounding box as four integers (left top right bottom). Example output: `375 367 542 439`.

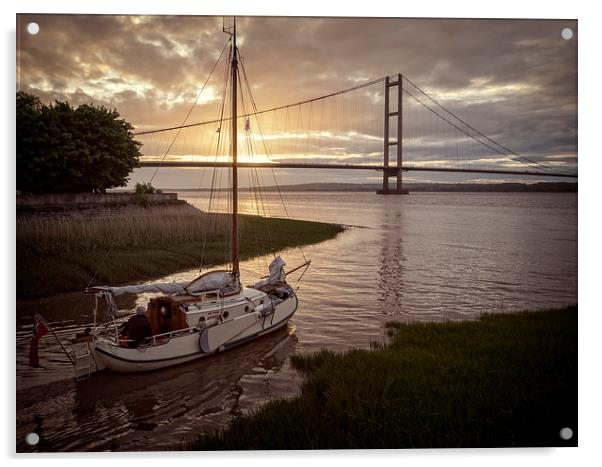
16 91 141 193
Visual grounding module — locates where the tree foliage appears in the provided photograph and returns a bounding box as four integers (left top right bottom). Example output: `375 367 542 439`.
16 91 141 193
134 181 162 194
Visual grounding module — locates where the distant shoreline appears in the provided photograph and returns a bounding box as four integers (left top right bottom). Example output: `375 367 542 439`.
153 181 577 194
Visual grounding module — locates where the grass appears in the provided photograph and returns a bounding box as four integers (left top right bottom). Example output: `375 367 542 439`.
16 204 344 298
184 306 577 449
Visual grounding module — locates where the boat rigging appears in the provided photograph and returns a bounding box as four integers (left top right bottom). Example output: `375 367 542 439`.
59 17 310 377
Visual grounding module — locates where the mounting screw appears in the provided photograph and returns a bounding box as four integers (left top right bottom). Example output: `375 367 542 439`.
26 22 39 35
559 427 573 440
25 432 40 445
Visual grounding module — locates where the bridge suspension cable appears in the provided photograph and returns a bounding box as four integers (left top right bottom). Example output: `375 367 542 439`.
133 76 385 136
135 71 576 179
400 76 572 176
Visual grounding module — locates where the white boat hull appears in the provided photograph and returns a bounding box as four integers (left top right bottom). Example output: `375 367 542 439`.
92 292 298 373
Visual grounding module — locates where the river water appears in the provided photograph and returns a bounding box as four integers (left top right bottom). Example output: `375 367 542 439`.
16 192 577 452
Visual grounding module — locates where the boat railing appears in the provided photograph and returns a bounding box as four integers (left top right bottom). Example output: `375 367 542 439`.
142 327 200 347
108 327 200 348
186 288 221 299
185 294 221 309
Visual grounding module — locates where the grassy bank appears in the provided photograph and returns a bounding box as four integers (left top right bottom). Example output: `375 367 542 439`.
17 204 344 298
186 306 577 449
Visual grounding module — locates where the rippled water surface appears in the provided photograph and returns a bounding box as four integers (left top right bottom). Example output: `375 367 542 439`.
16 192 577 451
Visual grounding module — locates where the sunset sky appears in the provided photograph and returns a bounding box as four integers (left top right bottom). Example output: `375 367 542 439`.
16 15 577 187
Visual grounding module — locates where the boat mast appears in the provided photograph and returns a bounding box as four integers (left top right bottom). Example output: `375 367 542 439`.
230 17 239 277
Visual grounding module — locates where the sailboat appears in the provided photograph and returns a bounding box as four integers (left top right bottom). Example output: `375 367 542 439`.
72 19 309 377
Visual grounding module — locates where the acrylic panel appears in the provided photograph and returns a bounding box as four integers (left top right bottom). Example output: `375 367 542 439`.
16 14 577 452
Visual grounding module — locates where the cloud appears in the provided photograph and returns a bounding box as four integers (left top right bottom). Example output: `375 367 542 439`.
16 14 577 185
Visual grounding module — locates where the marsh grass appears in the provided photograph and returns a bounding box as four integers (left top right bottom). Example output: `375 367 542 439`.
185 306 577 449
17 205 230 254
17 205 344 298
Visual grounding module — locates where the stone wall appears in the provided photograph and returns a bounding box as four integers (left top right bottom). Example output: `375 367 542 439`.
17 192 180 212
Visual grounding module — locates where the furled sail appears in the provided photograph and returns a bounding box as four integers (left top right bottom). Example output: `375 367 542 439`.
185 271 240 295
254 256 286 288
100 282 188 296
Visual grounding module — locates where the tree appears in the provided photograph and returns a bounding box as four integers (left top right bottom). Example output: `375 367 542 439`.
134 181 162 194
16 91 141 193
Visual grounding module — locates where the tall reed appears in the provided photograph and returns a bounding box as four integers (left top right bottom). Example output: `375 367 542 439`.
17 205 344 298
17 205 231 254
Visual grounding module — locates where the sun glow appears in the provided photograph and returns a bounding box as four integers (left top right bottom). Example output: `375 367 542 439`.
140 153 273 164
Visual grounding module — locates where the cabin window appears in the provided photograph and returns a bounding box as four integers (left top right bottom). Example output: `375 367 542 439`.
244 305 249 312
223 311 230 319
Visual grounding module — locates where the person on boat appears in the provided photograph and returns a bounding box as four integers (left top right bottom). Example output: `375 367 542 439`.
122 305 152 347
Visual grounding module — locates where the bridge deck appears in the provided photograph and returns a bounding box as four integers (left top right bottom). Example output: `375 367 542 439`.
138 161 577 178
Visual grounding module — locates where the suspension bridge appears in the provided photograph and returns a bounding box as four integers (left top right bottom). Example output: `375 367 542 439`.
134 70 577 195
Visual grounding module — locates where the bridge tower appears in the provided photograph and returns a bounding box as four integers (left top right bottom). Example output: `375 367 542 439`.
377 74 409 194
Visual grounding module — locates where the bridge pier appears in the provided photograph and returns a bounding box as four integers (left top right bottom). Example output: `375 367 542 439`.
376 168 409 194
378 74 408 195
